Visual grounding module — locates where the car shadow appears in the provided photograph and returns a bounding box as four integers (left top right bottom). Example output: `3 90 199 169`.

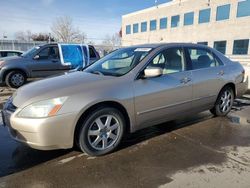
120 97 250 152
0 124 72 177
120 111 213 151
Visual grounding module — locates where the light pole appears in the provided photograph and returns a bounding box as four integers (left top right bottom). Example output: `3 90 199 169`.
155 0 158 8
48 33 51 43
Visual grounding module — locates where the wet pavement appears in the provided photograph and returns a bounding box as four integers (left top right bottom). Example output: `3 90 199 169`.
0 86 250 188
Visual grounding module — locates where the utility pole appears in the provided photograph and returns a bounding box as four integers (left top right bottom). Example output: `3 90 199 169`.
1 33 7 50
155 0 158 8
48 33 51 43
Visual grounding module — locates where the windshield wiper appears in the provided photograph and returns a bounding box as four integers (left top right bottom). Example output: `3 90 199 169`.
89 71 104 75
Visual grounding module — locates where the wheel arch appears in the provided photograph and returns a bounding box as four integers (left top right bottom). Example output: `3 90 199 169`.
3 68 29 82
74 101 131 143
221 82 236 98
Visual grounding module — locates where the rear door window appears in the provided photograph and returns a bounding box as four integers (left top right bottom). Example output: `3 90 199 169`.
1 52 7 57
7 52 18 57
187 48 221 69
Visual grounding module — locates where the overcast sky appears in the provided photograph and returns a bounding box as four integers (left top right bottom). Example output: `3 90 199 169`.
0 0 172 42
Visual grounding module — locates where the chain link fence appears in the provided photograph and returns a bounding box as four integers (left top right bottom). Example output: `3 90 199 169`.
0 40 121 57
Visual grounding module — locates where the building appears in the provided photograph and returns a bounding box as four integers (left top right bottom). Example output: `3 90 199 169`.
122 0 250 66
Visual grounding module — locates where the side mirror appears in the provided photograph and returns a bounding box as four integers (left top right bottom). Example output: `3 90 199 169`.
144 67 163 78
33 55 40 60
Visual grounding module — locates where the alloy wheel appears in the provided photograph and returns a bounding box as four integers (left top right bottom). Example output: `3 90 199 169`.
87 115 121 151
11 73 24 87
219 90 233 113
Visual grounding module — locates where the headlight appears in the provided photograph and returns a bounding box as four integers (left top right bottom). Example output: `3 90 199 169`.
18 97 68 118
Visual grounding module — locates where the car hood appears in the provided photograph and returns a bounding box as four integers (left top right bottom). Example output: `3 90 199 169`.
12 72 114 108
0 56 25 65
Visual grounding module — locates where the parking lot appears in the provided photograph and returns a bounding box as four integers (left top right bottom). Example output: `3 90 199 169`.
0 85 250 188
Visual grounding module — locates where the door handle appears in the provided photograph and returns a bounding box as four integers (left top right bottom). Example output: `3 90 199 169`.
180 77 191 84
218 70 224 76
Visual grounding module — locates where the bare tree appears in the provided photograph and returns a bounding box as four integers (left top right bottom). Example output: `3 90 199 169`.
102 33 121 54
111 32 121 47
51 16 86 43
15 30 33 41
31 33 55 42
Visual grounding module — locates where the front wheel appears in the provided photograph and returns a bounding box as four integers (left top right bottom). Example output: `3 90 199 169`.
210 86 234 116
77 107 125 156
5 71 27 88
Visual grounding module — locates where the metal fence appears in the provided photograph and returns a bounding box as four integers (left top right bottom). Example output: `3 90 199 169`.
0 40 121 57
0 40 45 51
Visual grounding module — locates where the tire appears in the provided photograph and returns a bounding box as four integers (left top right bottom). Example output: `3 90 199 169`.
210 86 234 116
5 71 27 88
77 107 125 156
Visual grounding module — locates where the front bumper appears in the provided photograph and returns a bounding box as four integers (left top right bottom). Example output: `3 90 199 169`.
2 100 77 150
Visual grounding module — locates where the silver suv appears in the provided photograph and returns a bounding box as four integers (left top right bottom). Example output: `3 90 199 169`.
0 43 100 88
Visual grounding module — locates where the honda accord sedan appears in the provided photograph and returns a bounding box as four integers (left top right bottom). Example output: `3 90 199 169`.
2 43 248 156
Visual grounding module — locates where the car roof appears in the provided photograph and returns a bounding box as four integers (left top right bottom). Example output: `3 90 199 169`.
126 43 212 50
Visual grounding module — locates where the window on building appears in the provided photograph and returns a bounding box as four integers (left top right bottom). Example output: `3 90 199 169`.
216 4 230 21
126 25 131 35
233 39 249 55
187 48 221 69
184 12 194 26
171 15 180 28
133 23 139 33
197 42 208 46
214 41 227 54
150 20 157 31
160 17 167 29
237 0 250 18
199 8 211 24
141 22 147 32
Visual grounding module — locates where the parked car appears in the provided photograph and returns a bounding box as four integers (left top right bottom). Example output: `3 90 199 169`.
0 50 23 58
2 43 247 156
0 43 100 88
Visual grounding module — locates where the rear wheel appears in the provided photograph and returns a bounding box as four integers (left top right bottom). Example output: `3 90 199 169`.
77 107 125 156
5 71 27 88
210 86 234 116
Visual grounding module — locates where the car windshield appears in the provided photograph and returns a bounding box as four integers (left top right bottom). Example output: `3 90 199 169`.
21 46 40 57
84 47 152 76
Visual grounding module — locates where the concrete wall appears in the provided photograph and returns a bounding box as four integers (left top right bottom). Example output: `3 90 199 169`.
122 0 250 56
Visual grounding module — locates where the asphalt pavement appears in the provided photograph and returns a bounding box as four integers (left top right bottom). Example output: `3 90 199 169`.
0 87 250 188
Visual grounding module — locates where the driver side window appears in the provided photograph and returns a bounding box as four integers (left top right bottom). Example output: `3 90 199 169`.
147 48 186 74
37 46 59 60
38 47 50 59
